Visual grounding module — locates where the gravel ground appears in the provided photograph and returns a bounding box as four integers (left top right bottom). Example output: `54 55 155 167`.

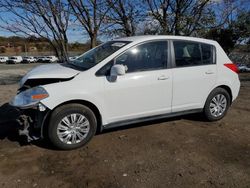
0 63 250 188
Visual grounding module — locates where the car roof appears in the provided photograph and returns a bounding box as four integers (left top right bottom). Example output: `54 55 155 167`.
113 35 218 45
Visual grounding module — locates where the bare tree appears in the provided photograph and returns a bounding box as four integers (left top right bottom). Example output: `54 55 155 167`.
0 0 70 61
68 0 110 48
144 0 215 36
105 0 143 37
218 0 247 28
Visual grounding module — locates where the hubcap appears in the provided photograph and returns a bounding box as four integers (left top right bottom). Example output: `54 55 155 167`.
209 94 227 117
57 113 90 144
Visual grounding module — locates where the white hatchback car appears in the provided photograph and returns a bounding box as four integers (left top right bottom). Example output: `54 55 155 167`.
22 56 36 63
43 56 58 63
10 36 240 150
7 56 23 64
0 56 8 63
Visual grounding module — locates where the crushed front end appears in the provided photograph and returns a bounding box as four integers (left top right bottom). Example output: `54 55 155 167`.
10 84 51 142
16 104 50 142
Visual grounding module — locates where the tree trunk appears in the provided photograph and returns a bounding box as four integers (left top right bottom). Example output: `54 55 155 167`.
162 5 168 34
124 20 133 36
90 32 97 48
60 40 69 62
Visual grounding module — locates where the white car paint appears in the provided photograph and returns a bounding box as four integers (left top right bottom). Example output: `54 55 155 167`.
23 56 36 63
17 35 240 126
0 56 8 63
43 56 58 63
8 56 23 63
20 64 80 86
171 64 217 112
103 69 173 123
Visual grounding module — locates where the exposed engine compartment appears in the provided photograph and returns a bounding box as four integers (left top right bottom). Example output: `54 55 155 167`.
19 77 74 92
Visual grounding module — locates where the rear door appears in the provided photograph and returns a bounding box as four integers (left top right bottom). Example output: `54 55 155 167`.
171 40 217 112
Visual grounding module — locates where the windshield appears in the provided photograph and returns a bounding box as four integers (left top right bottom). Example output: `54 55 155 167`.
70 41 130 70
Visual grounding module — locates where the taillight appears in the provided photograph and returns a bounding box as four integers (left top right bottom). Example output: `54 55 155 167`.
224 63 239 74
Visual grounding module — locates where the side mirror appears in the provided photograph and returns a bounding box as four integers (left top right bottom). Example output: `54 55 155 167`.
110 64 126 76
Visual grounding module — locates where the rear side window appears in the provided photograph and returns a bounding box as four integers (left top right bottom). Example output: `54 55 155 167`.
173 41 215 67
115 41 168 73
201 43 214 65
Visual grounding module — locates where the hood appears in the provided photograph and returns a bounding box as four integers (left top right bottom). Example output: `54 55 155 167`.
20 63 80 87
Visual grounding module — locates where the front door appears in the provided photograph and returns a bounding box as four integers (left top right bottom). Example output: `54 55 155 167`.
102 40 173 124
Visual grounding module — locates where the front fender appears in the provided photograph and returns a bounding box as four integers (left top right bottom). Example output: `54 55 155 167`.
40 79 105 122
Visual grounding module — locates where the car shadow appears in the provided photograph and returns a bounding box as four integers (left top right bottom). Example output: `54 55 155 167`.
101 112 207 134
0 103 28 144
0 103 56 149
182 113 207 122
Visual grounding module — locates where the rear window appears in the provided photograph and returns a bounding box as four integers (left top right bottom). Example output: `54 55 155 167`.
173 41 215 67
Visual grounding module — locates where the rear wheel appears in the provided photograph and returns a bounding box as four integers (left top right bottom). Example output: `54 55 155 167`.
204 88 230 121
48 104 97 150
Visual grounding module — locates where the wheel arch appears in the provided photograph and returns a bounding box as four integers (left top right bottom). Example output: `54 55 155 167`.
204 84 233 109
215 85 232 104
41 99 103 138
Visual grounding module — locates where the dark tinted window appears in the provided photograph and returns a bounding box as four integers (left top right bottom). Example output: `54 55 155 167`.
174 41 202 67
96 61 114 76
201 43 214 64
116 41 168 73
174 41 215 67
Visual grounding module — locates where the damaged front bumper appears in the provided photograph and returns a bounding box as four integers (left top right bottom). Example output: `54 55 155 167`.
15 103 50 142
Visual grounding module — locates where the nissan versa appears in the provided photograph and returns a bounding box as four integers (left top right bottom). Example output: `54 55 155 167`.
10 36 240 150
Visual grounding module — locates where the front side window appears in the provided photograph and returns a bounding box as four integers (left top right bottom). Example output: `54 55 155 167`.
115 41 168 73
173 41 215 67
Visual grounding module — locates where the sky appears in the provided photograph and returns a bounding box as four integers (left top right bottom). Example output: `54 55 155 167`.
0 0 249 43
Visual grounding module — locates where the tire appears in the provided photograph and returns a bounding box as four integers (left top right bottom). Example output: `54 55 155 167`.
203 88 231 121
48 104 97 150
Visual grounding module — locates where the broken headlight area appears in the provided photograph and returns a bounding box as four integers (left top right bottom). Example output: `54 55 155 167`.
19 77 74 92
10 87 49 109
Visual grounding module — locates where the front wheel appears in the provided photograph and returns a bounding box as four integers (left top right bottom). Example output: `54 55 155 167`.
48 104 97 150
204 88 230 121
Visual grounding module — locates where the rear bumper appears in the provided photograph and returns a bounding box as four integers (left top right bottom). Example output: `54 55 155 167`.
232 78 241 101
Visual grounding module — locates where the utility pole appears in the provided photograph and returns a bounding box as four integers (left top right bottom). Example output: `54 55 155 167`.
25 43 27 56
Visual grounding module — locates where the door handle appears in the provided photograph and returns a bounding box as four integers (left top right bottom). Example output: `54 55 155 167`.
158 75 169 80
205 70 214 74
